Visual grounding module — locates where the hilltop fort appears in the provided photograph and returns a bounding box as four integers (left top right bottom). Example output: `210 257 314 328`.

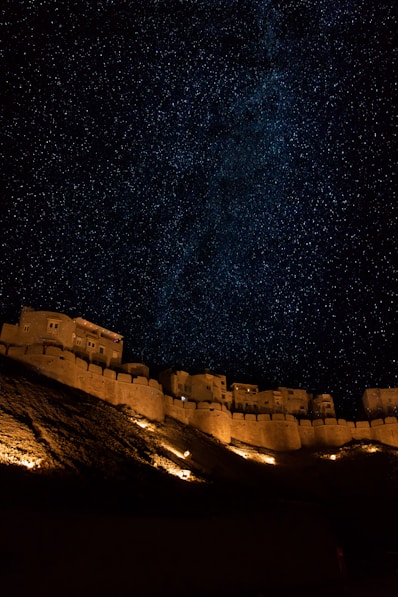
1 308 397 451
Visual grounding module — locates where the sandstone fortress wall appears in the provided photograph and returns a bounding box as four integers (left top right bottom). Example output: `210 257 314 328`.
1 309 398 451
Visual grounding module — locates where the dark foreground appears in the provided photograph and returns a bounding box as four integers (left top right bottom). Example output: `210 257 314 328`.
0 467 397 597
0 358 397 595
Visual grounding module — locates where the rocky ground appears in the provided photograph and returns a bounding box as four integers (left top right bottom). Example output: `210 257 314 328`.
1 355 397 596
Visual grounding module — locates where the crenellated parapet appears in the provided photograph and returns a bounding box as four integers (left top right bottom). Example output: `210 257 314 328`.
2 343 165 422
0 322 398 451
164 396 231 443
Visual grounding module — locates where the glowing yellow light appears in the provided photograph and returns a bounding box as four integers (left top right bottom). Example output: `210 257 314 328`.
159 441 185 460
0 448 43 469
229 447 248 459
362 445 380 453
329 454 337 461
130 417 156 432
152 454 201 482
227 445 277 465
21 458 42 469
179 470 191 480
183 450 191 458
262 455 276 465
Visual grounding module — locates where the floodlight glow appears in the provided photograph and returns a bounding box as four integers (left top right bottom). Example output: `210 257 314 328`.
227 445 277 465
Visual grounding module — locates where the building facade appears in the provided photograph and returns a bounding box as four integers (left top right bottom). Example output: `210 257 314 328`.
230 382 259 411
159 368 232 407
230 385 312 416
362 388 398 418
0 307 124 368
311 394 336 418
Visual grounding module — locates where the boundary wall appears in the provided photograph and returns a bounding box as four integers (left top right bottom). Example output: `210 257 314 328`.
229 414 398 450
164 396 231 443
3 345 164 421
1 344 398 450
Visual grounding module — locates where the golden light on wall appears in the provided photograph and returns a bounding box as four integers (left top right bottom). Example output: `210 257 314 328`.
227 444 277 465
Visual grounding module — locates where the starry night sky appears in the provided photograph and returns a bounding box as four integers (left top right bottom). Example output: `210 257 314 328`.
2 1 397 415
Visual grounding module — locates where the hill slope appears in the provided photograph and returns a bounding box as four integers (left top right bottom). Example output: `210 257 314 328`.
1 356 398 596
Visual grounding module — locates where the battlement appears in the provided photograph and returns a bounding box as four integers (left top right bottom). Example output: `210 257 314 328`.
1 343 164 422
1 309 398 452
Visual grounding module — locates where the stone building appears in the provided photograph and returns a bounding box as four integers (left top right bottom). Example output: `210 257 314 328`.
311 394 336 418
159 369 192 400
191 371 229 404
0 307 123 368
362 388 398 418
231 385 311 416
230 382 259 411
120 362 150 378
254 389 283 413
159 368 232 407
278 387 312 416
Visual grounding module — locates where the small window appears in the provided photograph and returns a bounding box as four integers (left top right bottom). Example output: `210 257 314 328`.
99 346 105 355
87 340 96 350
47 319 61 334
75 337 83 346
23 324 30 333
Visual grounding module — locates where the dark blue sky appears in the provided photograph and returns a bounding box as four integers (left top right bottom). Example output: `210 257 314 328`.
2 1 397 415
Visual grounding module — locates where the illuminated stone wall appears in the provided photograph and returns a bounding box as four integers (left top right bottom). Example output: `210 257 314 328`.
362 388 398 417
231 413 302 451
0 309 124 368
297 417 398 449
312 419 353 447
370 417 398 448
4 345 165 422
191 402 231 444
1 342 398 450
164 397 231 443
298 419 315 447
231 412 398 451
